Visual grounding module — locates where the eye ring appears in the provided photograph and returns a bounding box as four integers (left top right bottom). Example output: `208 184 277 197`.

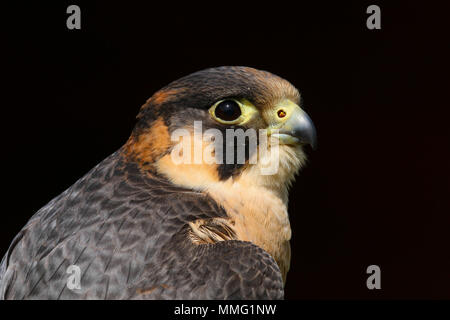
210 99 243 124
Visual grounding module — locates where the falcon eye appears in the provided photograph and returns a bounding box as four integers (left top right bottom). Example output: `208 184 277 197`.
209 98 257 125
214 100 242 122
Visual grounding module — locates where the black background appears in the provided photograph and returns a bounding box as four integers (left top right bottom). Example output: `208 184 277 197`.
1 1 449 299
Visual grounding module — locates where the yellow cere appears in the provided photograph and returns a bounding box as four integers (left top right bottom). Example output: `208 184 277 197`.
265 99 302 131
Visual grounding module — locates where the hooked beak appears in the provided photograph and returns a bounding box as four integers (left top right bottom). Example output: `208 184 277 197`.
271 103 317 150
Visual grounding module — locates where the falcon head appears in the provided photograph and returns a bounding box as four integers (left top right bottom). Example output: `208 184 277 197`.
125 66 316 201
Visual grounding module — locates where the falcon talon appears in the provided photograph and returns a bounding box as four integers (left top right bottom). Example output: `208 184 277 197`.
0 66 316 299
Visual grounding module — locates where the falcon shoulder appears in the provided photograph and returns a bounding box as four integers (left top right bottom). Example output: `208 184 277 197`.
0 149 283 299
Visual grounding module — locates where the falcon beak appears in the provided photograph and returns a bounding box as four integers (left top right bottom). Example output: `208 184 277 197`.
270 102 317 150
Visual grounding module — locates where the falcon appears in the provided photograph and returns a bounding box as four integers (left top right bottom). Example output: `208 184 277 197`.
0 66 316 299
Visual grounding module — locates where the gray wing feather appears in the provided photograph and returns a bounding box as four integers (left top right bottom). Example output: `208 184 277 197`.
0 149 284 299
129 238 284 299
